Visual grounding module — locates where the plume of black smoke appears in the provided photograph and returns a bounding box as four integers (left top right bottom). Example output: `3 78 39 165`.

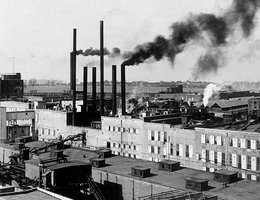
121 0 259 79
78 47 110 56
230 0 258 37
78 0 259 79
192 49 225 80
122 36 169 66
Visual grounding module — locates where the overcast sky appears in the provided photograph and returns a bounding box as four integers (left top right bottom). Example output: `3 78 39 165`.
1 0 260 82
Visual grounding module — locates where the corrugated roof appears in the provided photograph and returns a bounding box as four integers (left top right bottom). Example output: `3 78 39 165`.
194 97 252 109
212 97 250 108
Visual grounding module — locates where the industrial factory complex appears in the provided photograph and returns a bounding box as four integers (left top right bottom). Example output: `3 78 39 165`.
1 23 260 200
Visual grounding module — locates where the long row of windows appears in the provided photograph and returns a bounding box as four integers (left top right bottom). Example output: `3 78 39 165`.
202 149 260 170
201 150 225 165
176 144 193 158
39 128 56 136
229 154 260 171
112 151 137 158
105 126 139 134
148 130 167 142
112 142 138 151
201 134 260 150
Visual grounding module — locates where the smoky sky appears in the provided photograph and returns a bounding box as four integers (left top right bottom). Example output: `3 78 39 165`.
121 0 259 79
81 0 259 80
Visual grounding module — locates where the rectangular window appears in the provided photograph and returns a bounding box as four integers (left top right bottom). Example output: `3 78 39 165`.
216 136 221 145
164 132 167 142
233 138 238 147
185 145 189 157
170 144 174 155
257 157 260 171
154 131 159 141
251 157 257 171
229 153 232 165
241 155 247 169
206 150 209 162
48 129 50 135
209 135 215 145
189 145 193 158
247 156 251 170
160 132 164 142
154 146 158 154
214 152 218 164
201 149 206 162
151 146 154 153
251 140 256 150
257 141 260 150
247 140 251 149
179 144 183 157
229 138 233 146
151 131 155 141
222 153 225 165
176 144 180 156
53 130 55 136
232 154 238 167
158 146 160 154
148 130 152 140
201 134 206 143
241 139 246 148
123 144 126 149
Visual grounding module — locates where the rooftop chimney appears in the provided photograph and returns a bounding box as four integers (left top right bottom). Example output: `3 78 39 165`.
121 64 126 115
83 66 88 112
92 67 97 112
112 65 117 115
100 21 104 116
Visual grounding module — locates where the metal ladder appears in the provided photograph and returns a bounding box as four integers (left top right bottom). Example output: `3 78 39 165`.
86 175 106 200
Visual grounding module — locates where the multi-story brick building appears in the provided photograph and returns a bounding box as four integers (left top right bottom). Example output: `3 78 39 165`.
34 108 260 182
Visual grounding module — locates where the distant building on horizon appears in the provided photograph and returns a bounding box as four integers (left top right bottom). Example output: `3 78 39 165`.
0 73 24 99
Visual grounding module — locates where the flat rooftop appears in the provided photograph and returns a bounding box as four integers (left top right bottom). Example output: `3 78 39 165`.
64 147 260 200
0 189 69 200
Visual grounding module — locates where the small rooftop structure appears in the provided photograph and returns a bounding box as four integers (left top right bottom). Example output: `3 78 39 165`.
131 166 151 178
214 170 238 184
97 149 112 158
159 160 180 172
91 158 106 168
185 177 209 191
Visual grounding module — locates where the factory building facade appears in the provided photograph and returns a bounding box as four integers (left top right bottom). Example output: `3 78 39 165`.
32 107 260 182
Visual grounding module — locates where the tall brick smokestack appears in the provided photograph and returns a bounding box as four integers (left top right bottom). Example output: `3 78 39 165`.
121 64 126 115
112 65 117 115
72 28 77 125
100 21 104 116
92 67 97 112
83 66 88 112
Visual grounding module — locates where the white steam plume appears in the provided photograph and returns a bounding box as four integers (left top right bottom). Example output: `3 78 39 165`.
203 83 222 107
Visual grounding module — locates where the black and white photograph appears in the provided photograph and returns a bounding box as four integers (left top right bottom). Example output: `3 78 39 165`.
0 0 260 199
